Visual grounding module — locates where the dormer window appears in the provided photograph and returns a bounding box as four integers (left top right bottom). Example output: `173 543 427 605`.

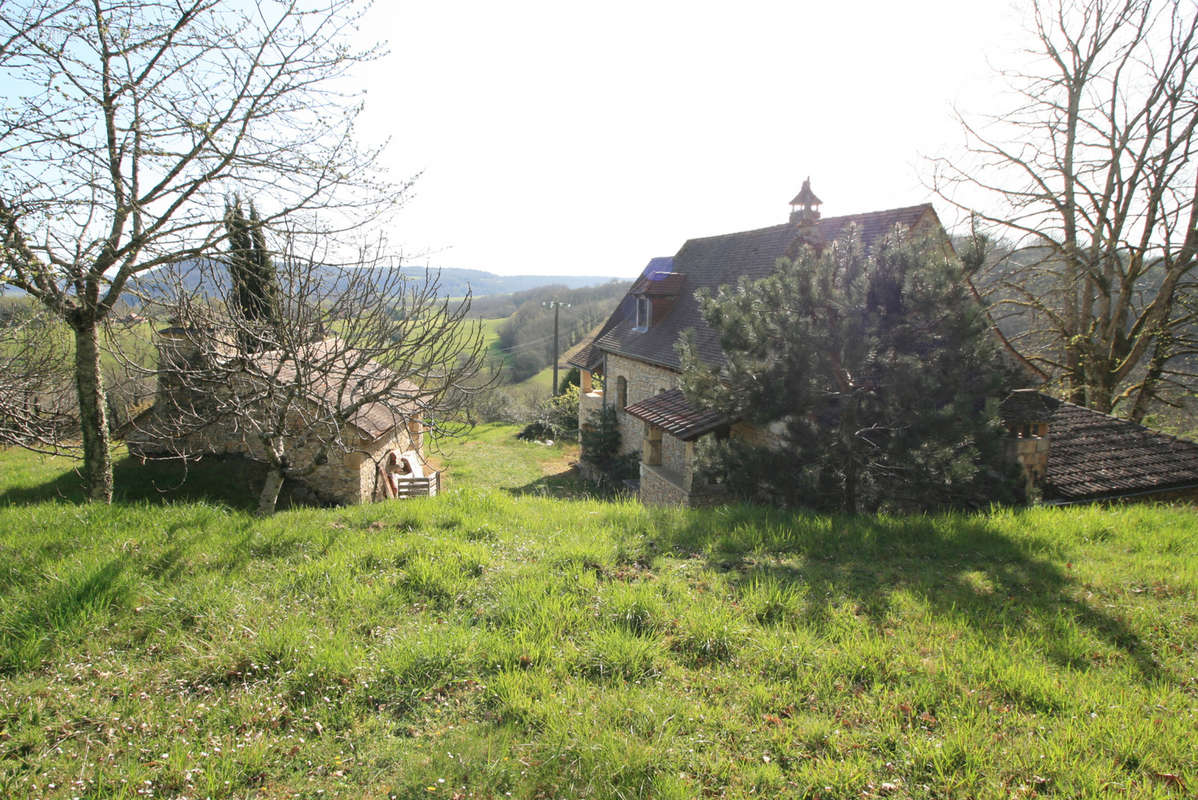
629 269 683 333
634 296 650 331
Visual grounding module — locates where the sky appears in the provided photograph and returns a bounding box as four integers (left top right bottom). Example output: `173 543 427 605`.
355 1 1028 278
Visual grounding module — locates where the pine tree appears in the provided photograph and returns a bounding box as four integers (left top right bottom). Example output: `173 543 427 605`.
224 198 280 352
679 226 1023 513
580 405 638 491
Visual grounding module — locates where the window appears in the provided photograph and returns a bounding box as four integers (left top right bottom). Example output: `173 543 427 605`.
617 376 628 409
634 296 650 331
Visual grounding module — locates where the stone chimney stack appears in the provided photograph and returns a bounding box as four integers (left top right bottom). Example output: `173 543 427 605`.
999 390 1057 500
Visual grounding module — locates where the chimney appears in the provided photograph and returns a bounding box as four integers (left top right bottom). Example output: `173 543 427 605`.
789 177 822 225
999 390 1057 500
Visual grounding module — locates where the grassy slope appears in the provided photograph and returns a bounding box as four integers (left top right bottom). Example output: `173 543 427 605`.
0 441 1196 799
430 423 583 497
480 317 510 373
477 314 565 394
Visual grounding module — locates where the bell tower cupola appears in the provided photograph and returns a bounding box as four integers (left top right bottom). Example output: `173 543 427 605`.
789 177 822 225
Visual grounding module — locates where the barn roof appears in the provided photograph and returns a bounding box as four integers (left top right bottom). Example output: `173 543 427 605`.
255 338 425 441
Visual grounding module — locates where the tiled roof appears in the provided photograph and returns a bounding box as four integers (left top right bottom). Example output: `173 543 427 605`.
566 257 673 371
594 204 937 371
632 271 686 296
565 340 603 372
622 388 729 441
1041 399 1198 502
558 323 604 370
256 339 424 441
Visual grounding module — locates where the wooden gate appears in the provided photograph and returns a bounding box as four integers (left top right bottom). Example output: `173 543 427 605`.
391 471 440 498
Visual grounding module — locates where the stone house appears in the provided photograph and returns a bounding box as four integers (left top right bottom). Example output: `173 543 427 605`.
572 182 1198 506
128 330 436 505
571 181 947 505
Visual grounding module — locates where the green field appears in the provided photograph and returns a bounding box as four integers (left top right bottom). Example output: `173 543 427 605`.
0 436 1196 799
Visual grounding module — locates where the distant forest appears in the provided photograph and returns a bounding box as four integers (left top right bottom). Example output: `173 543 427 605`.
489 282 629 382
116 261 620 308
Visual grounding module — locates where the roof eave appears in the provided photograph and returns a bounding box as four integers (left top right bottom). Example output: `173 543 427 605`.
675 417 734 442
1044 479 1198 505
593 339 683 373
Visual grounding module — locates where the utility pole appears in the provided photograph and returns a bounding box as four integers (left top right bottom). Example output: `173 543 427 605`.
543 299 571 395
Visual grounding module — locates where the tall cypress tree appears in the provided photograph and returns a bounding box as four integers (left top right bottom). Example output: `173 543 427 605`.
224 198 280 352
679 226 1023 513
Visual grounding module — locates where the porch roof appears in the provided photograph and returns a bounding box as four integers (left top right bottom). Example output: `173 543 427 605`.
623 388 729 441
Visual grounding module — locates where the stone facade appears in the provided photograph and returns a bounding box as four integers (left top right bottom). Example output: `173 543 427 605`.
604 354 681 456
581 353 748 506
640 463 689 505
1130 487 1198 505
579 383 605 431
1008 433 1050 500
129 399 424 506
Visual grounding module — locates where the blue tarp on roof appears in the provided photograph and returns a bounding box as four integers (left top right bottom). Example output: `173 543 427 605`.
637 256 674 281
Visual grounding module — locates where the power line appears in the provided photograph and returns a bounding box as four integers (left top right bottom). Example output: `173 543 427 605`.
493 333 556 353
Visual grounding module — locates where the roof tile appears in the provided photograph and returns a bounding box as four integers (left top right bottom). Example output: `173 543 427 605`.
255 338 424 441
1041 400 1198 501
596 204 937 371
623 388 729 441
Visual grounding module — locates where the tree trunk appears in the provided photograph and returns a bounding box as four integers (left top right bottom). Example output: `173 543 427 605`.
841 393 859 514
257 467 285 516
1127 328 1171 424
73 323 113 503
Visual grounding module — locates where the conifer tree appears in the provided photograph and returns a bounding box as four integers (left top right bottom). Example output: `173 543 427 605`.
224 198 280 352
580 405 638 490
679 227 1023 513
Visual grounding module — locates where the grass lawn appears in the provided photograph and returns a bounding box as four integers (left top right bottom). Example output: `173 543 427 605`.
429 423 584 498
0 438 1195 799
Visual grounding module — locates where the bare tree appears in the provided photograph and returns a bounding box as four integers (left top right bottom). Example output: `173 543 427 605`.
0 0 397 501
128 239 493 515
933 0 1198 420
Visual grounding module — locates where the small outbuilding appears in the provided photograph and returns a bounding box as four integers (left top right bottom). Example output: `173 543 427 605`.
127 332 438 505
1001 390 1198 504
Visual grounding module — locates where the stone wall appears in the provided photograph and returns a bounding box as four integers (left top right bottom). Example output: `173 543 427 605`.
640 459 727 507
1005 434 1050 499
359 423 424 503
660 433 690 480
1052 486 1198 507
130 396 423 506
640 463 689 505
1133 487 1198 505
605 354 680 456
579 382 605 431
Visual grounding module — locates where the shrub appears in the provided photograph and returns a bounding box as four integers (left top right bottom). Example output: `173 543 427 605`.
517 385 579 441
